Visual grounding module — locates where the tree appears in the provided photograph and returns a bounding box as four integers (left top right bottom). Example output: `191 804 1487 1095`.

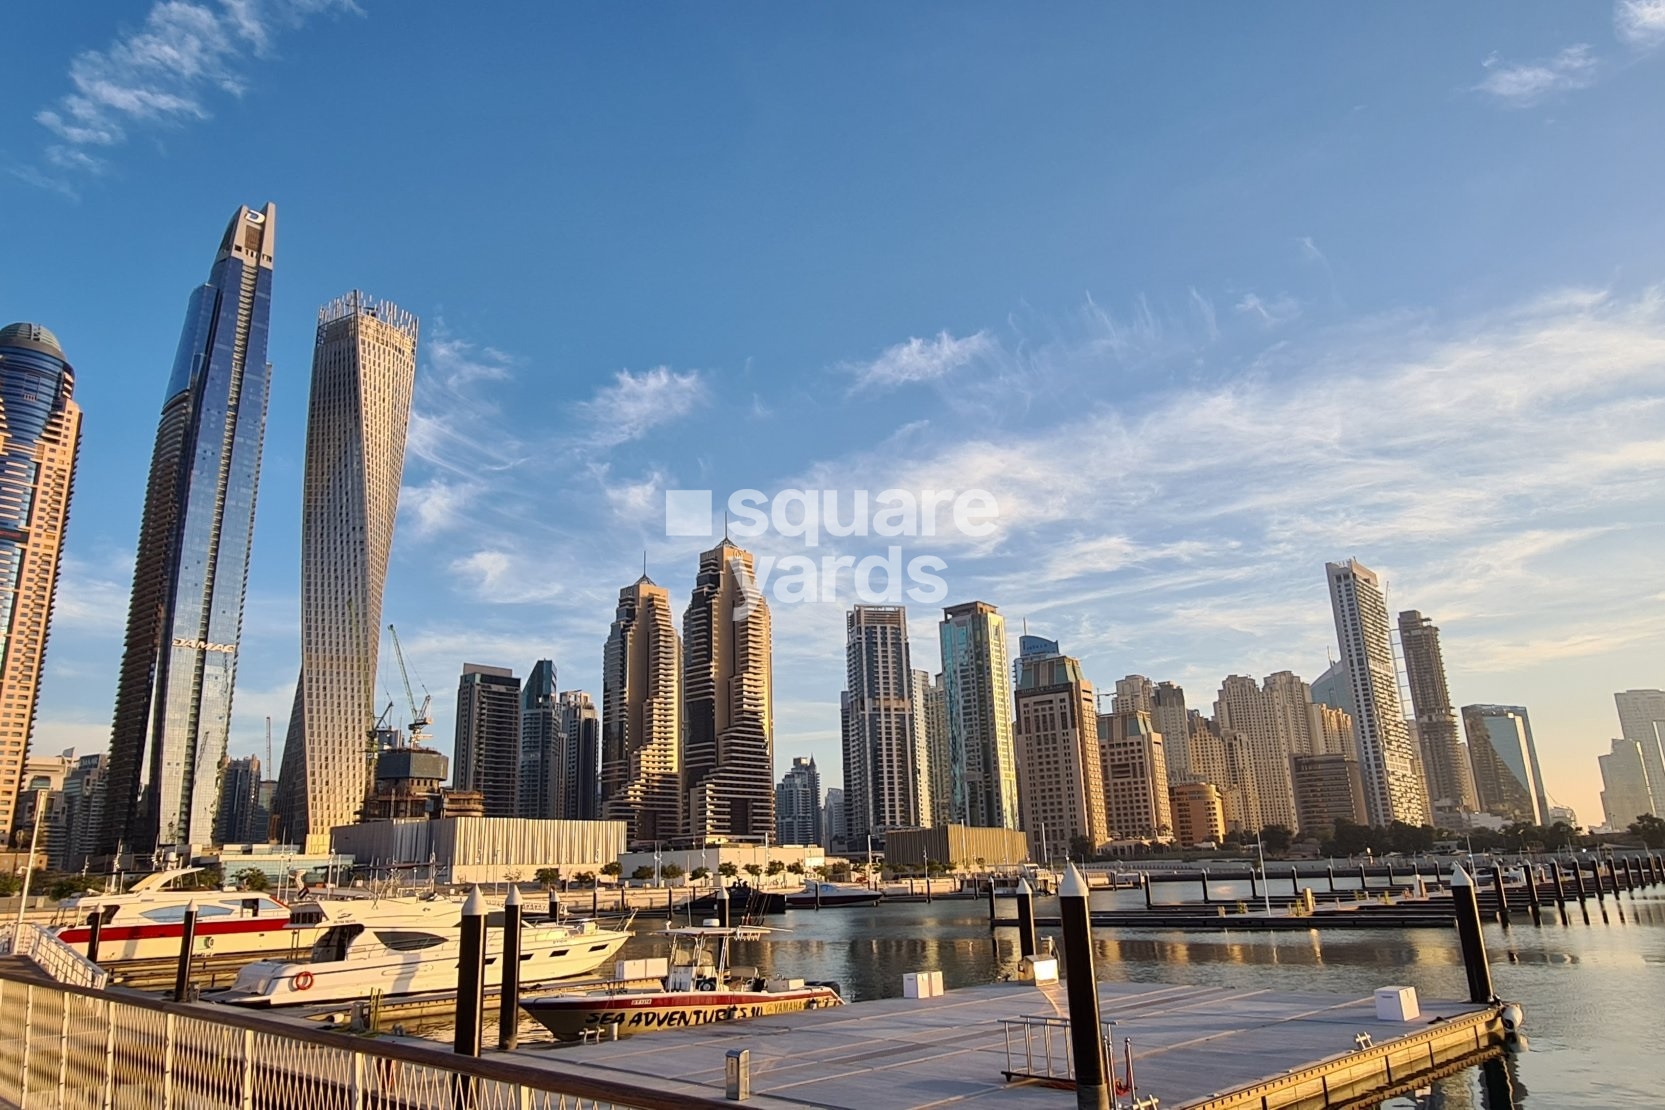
535 867 564 888
233 868 269 893
1068 835 1096 862
690 866 711 882
718 861 739 879
601 861 622 879
925 859 947 877
49 873 107 900
765 860 785 877
786 861 804 876
575 871 596 886
743 863 763 880
1629 814 1665 848
1259 826 1294 854
631 865 655 882
661 863 684 880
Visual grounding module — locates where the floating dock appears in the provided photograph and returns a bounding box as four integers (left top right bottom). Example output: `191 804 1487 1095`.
502 979 1504 1108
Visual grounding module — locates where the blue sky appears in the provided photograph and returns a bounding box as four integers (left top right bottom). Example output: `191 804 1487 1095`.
3 2 1664 827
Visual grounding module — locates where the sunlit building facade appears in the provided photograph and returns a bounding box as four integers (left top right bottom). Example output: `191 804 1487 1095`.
1463 704 1547 825
940 601 1018 829
601 576 683 844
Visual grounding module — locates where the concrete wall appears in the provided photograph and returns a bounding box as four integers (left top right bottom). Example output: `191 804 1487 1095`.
886 825 1030 869
330 817 627 883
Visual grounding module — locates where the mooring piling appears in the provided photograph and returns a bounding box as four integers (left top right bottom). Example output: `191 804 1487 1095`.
1451 866 1494 1004
455 886 487 1058
1015 878 1037 959
172 900 198 1002
497 886 522 1051
1059 864 1110 1110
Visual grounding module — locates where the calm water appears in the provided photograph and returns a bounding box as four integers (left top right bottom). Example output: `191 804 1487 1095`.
451 882 1665 1108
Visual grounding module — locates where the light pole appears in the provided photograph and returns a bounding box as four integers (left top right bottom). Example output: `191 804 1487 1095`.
10 791 47 945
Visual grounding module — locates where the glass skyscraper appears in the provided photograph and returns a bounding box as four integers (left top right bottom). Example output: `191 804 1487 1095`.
101 204 275 857
0 323 82 840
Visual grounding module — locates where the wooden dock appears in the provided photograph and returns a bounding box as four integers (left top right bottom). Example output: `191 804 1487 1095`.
499 979 1504 1108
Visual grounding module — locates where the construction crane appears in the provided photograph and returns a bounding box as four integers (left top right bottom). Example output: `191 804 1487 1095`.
387 623 432 748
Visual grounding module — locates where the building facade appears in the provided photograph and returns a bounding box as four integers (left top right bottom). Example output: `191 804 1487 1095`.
274 292 418 853
1213 674 1303 832
775 755 821 846
1150 682 1191 785
821 787 845 852
1096 710 1172 840
1614 689 1665 815
1462 704 1546 825
601 576 683 844
1291 754 1368 837
939 601 1018 829
557 690 599 821
840 605 919 841
1598 738 1654 830
0 323 81 840
454 664 522 817
103 205 276 857
682 540 774 841
1398 610 1478 817
918 670 952 827
518 660 560 819
213 755 265 845
1325 559 1427 827
1014 641 1107 860
1169 781 1226 847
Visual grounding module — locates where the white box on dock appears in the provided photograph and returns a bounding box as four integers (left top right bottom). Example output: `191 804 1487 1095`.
1374 986 1420 1022
903 971 945 998
928 970 944 995
1021 956 1059 983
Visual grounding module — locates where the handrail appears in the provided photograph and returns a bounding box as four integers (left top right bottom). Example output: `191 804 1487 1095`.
0 923 109 989
0 963 738 1109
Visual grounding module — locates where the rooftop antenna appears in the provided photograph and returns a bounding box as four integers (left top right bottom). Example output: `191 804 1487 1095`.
265 716 272 771
724 509 730 541
643 549 648 577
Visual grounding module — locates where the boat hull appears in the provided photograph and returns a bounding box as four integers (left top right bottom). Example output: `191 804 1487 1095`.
52 918 316 963
523 987 842 1040
784 892 883 908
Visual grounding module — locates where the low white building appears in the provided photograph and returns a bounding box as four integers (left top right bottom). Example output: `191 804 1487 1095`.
331 817 627 883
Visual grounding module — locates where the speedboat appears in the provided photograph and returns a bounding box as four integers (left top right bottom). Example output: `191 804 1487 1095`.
520 925 843 1040
49 869 316 963
784 881 883 908
209 902 632 1006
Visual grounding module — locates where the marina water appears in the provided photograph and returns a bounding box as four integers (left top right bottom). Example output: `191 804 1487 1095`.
434 881 1663 1107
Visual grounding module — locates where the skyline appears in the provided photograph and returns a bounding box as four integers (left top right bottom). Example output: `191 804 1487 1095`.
4 4 1665 829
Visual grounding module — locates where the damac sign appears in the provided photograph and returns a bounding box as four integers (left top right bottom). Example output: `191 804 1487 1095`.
171 638 237 654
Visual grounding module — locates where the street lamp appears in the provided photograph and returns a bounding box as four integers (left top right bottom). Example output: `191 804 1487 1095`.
1254 840 1272 917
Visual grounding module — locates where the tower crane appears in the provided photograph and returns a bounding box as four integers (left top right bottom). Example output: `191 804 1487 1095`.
388 623 432 748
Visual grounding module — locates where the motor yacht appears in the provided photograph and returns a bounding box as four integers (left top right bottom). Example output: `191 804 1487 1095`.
49 869 315 963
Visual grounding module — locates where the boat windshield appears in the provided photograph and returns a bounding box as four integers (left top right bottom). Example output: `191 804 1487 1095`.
311 924 364 963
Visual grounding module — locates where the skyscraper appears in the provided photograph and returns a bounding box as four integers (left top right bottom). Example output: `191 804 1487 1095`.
213 755 264 845
683 540 774 840
1598 738 1654 830
1397 611 1478 817
915 669 952 827
454 664 522 816
1614 690 1665 815
822 787 846 851
909 668 936 829
1462 704 1546 825
1169 782 1226 847
1014 640 1107 859
0 323 81 840
103 205 276 856
776 756 822 846
1325 559 1427 827
939 601 1018 829
601 576 682 844
518 660 560 819
841 605 920 841
1096 710 1172 840
1150 682 1191 785
556 690 600 821
1112 675 1155 714
275 293 419 852
1291 753 1369 837
1213 673 1308 832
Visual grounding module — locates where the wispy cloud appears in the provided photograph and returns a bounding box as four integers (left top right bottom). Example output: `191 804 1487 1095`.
22 0 357 190
845 330 994 393
577 367 707 447
1616 0 1665 48
1474 44 1599 106
1235 292 1301 328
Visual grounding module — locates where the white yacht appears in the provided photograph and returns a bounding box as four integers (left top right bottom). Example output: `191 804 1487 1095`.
50 869 315 963
211 902 632 1006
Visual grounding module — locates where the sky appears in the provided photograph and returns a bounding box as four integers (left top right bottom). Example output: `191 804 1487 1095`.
3 2 1664 829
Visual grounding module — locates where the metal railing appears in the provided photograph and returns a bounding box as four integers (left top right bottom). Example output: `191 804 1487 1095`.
0 924 109 990
0 967 737 1110
999 1015 1158 1109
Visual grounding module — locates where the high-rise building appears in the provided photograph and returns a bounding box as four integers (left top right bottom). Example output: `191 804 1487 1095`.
683 540 774 841
1462 704 1546 825
1325 559 1427 827
601 575 683 844
1213 674 1304 832
103 205 276 857
1308 703 1358 761
776 756 821 846
1015 641 1107 859
0 323 81 840
274 292 419 852
13 752 73 865
1188 720 1260 833
919 670 952 827
1097 710 1172 840
213 756 264 845
60 753 107 870
453 664 522 816
1598 738 1654 830
939 601 1018 829
1397 611 1478 817
1150 683 1191 784
1291 754 1368 837
1169 781 1226 847
556 691 599 821
1614 690 1665 815
841 606 919 841
1112 675 1155 714
822 787 846 851
518 660 560 819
